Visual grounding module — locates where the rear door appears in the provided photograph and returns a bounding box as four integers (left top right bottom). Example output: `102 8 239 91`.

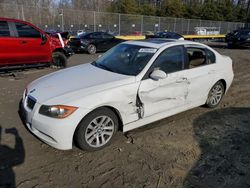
8 21 51 65
0 20 16 65
184 45 216 104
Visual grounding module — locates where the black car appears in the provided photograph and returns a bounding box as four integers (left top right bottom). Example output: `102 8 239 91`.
145 31 184 40
68 32 124 54
227 29 250 48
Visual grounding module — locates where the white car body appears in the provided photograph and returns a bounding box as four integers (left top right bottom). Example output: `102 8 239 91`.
22 40 234 150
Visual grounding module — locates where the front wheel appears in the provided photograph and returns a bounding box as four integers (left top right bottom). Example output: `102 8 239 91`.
74 107 118 151
52 52 67 68
205 81 225 108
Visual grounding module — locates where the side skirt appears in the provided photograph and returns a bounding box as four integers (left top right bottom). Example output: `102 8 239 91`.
123 100 204 132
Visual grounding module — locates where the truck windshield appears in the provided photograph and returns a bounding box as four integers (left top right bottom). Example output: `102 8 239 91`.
92 44 157 76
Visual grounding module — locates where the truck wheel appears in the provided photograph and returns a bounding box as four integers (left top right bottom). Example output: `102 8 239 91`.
74 107 118 151
52 52 67 68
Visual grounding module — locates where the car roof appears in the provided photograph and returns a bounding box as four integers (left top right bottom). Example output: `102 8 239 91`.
0 17 44 33
0 17 29 24
123 39 200 49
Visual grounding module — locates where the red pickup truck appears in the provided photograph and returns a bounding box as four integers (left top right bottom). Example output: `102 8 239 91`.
0 18 72 71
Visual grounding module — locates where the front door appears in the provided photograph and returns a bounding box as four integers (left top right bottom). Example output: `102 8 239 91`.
138 45 189 117
0 20 14 65
9 21 51 65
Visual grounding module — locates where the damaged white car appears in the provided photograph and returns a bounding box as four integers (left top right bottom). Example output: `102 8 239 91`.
21 39 234 151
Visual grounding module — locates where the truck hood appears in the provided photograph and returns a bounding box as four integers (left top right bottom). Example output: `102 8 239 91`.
27 63 135 104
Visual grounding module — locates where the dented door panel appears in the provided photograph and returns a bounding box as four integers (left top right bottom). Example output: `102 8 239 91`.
138 73 189 117
184 64 216 104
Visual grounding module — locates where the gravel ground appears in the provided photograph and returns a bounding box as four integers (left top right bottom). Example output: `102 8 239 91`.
0 44 249 188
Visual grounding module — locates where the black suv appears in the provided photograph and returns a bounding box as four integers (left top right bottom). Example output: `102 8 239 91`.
227 29 250 48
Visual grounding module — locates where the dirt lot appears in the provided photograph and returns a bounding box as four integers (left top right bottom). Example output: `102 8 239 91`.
0 45 250 188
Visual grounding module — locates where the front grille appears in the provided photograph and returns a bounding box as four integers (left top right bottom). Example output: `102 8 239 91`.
26 96 36 110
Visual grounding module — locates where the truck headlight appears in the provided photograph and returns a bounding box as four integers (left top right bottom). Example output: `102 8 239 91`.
39 105 78 119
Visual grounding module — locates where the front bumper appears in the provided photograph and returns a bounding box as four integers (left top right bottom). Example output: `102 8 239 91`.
20 96 89 150
67 44 88 52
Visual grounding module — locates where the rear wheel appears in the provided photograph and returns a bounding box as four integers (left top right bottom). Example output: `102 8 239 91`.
87 44 96 54
74 107 118 151
206 81 225 108
52 52 67 68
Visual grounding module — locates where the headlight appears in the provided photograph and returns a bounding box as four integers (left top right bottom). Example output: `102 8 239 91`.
39 105 78 119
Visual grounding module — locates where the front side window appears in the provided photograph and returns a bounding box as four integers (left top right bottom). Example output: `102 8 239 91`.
0 21 10 37
152 46 185 74
15 22 41 38
92 44 157 76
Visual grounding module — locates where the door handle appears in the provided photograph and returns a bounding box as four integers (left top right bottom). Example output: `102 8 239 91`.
20 41 27 44
176 77 188 83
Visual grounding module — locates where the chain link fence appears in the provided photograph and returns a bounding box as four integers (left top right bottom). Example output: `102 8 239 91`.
0 3 245 35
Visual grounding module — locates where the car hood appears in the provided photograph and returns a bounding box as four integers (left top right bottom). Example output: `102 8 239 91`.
27 63 135 104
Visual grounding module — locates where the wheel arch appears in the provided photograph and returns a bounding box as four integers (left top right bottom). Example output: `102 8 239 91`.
74 105 124 137
52 48 66 55
217 79 227 92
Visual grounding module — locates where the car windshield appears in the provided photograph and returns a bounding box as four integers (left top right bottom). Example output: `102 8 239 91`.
78 33 88 38
92 44 157 76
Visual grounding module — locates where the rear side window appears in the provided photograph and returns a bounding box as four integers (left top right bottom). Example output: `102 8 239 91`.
102 33 113 39
206 49 216 64
15 22 41 38
0 21 10 37
187 48 206 68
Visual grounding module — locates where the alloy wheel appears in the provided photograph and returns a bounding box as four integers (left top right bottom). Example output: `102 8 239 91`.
85 115 114 148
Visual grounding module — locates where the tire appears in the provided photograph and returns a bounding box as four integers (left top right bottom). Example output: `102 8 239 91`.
52 51 67 68
74 107 118 151
205 81 225 108
87 44 97 54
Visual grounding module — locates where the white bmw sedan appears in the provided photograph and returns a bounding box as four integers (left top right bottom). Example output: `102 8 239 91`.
21 39 234 151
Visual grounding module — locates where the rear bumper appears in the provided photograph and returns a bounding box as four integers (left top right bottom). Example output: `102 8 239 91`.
63 46 74 57
228 41 250 48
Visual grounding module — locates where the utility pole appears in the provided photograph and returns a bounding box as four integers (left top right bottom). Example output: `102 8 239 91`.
247 0 250 23
59 9 64 31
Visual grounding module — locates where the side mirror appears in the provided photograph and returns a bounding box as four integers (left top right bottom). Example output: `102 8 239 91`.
41 33 47 45
150 69 167 81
